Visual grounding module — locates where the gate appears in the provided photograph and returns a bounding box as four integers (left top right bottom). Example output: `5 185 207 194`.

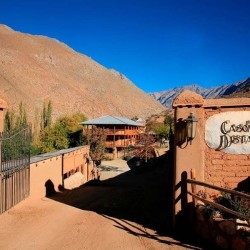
0 126 31 214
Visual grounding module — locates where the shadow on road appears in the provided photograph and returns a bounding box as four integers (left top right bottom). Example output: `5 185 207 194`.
50 152 208 249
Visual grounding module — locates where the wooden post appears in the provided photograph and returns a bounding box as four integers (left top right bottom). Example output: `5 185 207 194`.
124 126 126 158
113 126 115 147
191 169 197 206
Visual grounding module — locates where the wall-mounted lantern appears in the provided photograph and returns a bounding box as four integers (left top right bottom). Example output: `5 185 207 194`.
185 112 198 144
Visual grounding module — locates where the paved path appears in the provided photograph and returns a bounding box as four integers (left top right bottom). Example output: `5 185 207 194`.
0 159 202 250
99 159 131 180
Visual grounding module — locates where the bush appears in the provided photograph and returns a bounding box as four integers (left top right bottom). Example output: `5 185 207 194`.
198 190 250 219
214 192 250 219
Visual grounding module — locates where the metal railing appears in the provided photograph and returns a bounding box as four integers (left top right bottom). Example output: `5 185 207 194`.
0 126 31 214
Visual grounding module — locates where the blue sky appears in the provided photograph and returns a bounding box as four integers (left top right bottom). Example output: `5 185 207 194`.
1 0 250 92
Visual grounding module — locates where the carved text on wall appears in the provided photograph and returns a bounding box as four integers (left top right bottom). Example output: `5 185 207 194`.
205 111 250 154
218 120 250 150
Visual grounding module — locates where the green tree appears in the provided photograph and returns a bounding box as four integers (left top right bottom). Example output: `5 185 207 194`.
164 114 174 132
41 100 52 130
32 109 41 145
134 133 155 163
4 102 28 132
87 127 107 161
39 127 57 153
154 124 169 140
4 110 16 132
38 112 88 153
16 102 27 127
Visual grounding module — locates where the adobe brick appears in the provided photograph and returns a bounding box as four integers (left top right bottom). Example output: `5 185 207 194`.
224 172 236 177
212 165 223 170
224 182 238 189
212 160 224 165
212 154 223 159
224 177 245 183
224 159 250 166
236 172 249 177
212 171 230 177
223 166 247 172
236 160 250 166
223 155 248 160
211 181 222 187
224 159 239 165
209 176 226 182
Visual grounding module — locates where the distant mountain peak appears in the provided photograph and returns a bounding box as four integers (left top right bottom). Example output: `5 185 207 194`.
149 78 250 108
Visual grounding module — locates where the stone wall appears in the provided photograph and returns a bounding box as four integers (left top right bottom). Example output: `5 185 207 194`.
195 203 250 250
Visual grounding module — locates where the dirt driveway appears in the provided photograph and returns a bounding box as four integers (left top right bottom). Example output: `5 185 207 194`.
0 158 203 250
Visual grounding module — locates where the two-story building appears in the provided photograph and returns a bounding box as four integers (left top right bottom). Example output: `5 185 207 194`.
80 115 144 158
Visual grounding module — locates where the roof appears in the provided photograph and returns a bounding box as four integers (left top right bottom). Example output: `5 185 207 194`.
80 115 143 126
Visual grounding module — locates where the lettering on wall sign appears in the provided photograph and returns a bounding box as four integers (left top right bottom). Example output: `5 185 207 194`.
205 111 250 154
217 120 250 150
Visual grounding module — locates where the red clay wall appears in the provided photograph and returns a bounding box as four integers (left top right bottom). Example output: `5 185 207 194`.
204 106 250 189
30 146 90 198
30 155 62 198
0 98 8 132
63 146 89 175
173 90 250 215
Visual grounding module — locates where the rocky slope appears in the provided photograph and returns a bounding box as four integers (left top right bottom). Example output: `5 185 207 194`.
150 78 250 108
0 25 165 121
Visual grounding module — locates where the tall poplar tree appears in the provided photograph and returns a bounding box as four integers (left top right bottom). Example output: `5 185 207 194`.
41 100 52 130
16 102 27 127
4 110 15 132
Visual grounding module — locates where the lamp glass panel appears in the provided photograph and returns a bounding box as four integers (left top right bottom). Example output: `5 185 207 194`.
191 121 197 139
186 121 192 139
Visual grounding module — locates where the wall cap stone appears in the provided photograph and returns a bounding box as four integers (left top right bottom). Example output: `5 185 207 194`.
172 90 204 107
172 91 250 109
204 98 250 108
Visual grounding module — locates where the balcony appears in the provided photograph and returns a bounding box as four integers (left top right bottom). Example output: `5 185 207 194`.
105 138 136 148
106 128 140 136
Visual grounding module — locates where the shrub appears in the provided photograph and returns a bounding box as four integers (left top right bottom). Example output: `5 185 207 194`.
215 192 250 219
197 190 250 219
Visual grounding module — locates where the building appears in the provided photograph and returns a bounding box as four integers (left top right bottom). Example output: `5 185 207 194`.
80 115 144 158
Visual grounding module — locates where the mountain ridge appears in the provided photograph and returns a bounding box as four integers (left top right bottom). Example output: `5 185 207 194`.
149 78 250 108
0 24 165 121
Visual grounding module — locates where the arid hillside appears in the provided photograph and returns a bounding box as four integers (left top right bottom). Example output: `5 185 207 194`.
0 25 165 121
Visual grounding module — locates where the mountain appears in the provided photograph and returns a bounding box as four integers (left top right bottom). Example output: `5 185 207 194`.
0 25 165 122
149 78 250 108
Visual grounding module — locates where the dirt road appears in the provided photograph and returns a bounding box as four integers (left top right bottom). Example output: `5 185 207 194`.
0 158 203 250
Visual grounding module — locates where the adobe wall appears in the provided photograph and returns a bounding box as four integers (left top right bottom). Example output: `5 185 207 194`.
30 155 62 198
173 90 250 215
0 98 8 132
63 146 90 176
203 100 250 188
30 145 90 198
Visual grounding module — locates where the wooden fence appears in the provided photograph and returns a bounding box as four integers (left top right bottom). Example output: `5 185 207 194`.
186 169 250 221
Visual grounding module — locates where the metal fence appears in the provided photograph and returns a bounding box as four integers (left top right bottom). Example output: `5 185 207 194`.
0 126 31 214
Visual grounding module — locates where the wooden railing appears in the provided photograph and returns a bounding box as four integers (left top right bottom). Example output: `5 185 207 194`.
186 169 250 221
106 140 128 147
106 129 140 136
